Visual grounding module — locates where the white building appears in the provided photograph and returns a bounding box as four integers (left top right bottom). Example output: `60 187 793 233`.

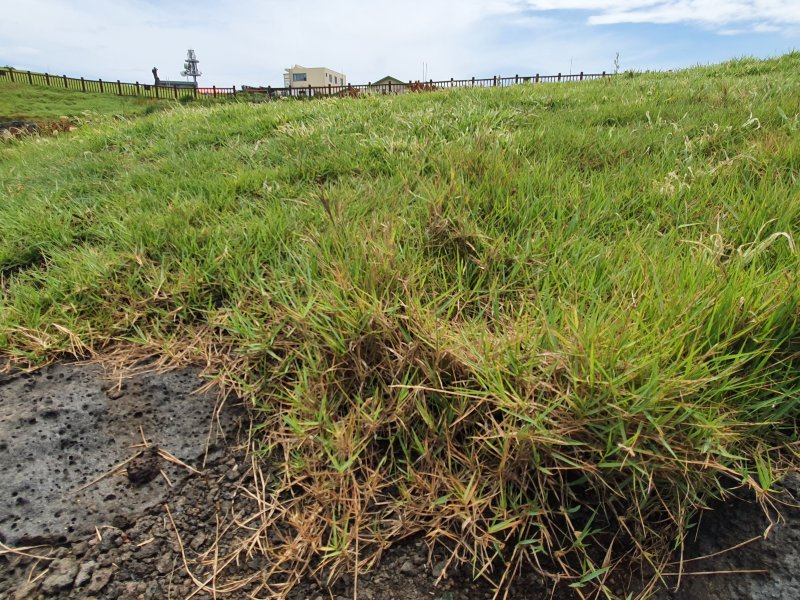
283 65 347 90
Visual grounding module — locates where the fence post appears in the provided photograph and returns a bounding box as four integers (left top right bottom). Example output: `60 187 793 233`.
535 73 540 83
267 85 272 98
232 85 236 97
493 75 497 87
117 79 122 95
557 72 561 82
471 77 475 87
27 70 32 84
602 70 606 78
172 84 176 98
580 71 584 81
308 83 312 97
9 68 14 83
99 78 104 93
213 85 217 97
515 74 519 84
193 86 197 98
62 74 67 88
155 85 159 99
45 73 50 86
80 77 86 92
135 81 140 94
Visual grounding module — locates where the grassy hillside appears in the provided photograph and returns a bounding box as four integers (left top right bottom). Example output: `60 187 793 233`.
1 53 799 596
0 79 167 121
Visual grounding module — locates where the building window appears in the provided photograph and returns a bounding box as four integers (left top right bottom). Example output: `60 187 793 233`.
292 73 307 82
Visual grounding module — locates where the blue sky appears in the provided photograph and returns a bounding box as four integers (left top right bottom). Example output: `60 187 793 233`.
1 1 798 86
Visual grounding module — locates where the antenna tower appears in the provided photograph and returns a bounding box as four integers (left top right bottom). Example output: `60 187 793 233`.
181 49 202 84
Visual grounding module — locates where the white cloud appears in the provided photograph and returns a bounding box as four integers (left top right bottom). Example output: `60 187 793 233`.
0 0 590 84
520 0 800 27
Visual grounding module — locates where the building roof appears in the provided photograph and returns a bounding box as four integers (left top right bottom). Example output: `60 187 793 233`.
372 75 405 85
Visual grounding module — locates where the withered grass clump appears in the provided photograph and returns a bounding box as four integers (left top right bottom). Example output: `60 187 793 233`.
2 54 800 597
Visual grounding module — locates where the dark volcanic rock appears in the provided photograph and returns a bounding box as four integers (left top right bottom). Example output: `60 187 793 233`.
0 364 238 546
0 121 38 137
41 557 79 593
656 475 800 600
126 446 161 486
86 568 114 594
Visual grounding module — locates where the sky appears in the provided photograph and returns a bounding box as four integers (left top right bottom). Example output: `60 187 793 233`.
1 1 798 87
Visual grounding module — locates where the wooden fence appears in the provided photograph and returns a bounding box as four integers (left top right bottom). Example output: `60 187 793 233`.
0 67 232 99
0 67 610 101
245 71 609 98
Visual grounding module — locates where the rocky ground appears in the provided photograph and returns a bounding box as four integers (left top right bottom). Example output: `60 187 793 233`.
656 475 800 600
0 119 75 139
1 363 799 599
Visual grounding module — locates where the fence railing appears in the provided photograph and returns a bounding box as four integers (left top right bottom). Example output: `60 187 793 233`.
0 68 236 99
244 71 610 98
0 67 610 101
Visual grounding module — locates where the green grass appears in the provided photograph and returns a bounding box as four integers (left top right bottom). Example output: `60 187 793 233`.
1 53 799 597
0 79 167 121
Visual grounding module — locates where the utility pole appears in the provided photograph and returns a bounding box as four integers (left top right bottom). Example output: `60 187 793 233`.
181 49 202 84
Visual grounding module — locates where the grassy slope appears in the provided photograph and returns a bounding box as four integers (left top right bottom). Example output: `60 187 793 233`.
1 54 799 595
0 80 167 121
